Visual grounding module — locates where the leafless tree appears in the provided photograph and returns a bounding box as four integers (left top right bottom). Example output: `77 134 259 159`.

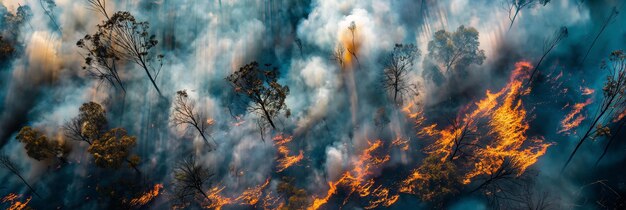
503 0 551 30
347 21 360 66
526 26 568 86
382 43 420 105
171 90 215 148
332 44 345 68
172 156 213 207
79 0 165 96
563 50 626 172
581 7 619 64
0 154 41 199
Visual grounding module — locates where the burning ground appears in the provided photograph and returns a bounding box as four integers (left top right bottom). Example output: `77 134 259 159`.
1 0 626 209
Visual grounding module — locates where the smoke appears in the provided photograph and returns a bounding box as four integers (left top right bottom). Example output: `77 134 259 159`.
1 0 626 209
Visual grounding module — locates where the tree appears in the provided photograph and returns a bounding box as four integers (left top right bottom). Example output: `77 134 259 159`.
427 25 486 75
526 26 568 86
347 21 360 65
503 0 550 30
172 156 213 207
0 154 41 199
226 62 290 130
78 0 164 96
87 128 141 173
563 50 626 171
39 0 60 33
171 90 215 148
382 43 421 105
581 7 619 64
16 126 65 162
63 102 108 145
277 177 308 210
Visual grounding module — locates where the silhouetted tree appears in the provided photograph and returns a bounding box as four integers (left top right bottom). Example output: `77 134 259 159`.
227 62 290 130
172 156 213 207
581 7 619 64
277 177 309 210
427 25 486 76
563 50 626 171
382 43 421 105
39 0 60 32
0 154 41 199
526 26 568 86
78 0 164 96
503 0 551 30
88 128 140 174
347 21 360 65
16 126 65 162
171 90 215 148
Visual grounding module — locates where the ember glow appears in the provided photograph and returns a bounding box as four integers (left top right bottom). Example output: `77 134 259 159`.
1 0 625 209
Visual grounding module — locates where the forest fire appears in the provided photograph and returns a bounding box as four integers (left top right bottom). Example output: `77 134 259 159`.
273 134 304 172
1 194 30 210
204 179 271 210
308 140 397 209
129 184 163 207
559 98 593 134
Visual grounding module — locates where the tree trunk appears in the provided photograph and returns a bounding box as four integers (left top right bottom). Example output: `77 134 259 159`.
509 9 520 31
15 173 41 199
260 103 277 129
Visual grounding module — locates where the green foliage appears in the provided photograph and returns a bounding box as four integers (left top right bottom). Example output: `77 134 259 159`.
227 62 290 129
16 126 64 161
427 25 485 75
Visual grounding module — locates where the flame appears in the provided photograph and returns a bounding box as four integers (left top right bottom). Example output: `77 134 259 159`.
204 179 271 210
581 87 595 95
615 109 626 123
273 134 304 172
129 184 163 207
391 137 410 151
308 140 397 210
463 61 552 184
401 102 425 125
401 62 551 194
2 194 31 210
558 98 593 134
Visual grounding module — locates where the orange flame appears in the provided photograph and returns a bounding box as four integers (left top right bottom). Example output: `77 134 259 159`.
581 87 595 95
204 179 271 210
558 98 593 134
463 61 552 184
273 134 304 172
615 109 626 123
2 194 31 210
308 140 397 210
129 184 163 207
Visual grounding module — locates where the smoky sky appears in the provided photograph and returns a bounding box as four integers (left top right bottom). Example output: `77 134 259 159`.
1 0 626 209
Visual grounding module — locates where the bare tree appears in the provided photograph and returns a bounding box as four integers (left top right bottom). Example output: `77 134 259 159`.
562 50 626 172
39 0 60 33
347 21 360 66
78 0 165 96
331 44 346 68
581 7 619 64
526 26 568 87
172 156 213 207
171 90 215 148
382 43 421 105
226 62 290 130
503 0 551 30
0 154 41 199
